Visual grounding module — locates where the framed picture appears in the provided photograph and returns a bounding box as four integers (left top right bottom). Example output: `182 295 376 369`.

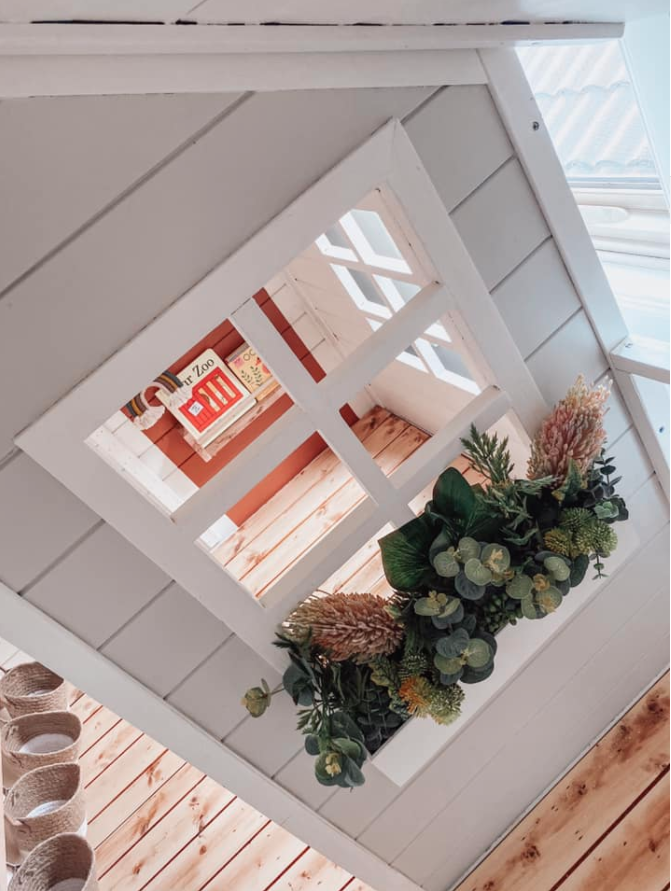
226 342 280 402
157 348 256 446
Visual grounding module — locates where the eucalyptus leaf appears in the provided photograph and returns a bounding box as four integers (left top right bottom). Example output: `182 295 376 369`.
507 574 534 600
455 571 487 601
458 537 481 561
434 654 464 675
304 734 320 756
464 558 493 586
433 552 460 578
464 638 492 669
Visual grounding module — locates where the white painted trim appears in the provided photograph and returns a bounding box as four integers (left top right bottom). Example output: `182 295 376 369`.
0 22 626 97
0 23 624 54
610 337 670 384
0 50 484 97
262 386 511 618
0 581 423 891
613 371 670 501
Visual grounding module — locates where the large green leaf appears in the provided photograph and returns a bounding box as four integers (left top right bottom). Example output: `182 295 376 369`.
379 514 435 591
432 468 475 525
569 554 589 587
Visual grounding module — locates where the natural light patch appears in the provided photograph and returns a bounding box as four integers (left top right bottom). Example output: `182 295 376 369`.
517 41 658 188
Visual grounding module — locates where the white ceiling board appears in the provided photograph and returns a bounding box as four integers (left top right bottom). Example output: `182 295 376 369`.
0 92 242 293
404 84 514 213
23 524 170 648
0 453 98 591
492 238 581 359
452 158 550 290
184 1 657 24
167 635 283 739
526 309 609 404
100 581 231 697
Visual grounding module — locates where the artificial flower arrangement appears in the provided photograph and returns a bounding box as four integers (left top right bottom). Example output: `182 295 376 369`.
242 377 628 788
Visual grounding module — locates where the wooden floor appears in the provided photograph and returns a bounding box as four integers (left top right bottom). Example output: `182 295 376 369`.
213 406 482 601
0 645 375 891
458 673 670 891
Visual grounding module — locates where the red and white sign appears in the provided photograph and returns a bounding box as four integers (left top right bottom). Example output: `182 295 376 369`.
158 349 255 445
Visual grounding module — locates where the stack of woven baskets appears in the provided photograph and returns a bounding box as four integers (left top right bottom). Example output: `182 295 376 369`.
1 662 98 890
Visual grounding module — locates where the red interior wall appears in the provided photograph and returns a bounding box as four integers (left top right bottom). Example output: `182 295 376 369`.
128 289 357 525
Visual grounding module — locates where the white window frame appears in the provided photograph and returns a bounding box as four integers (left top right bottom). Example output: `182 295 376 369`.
18 118 547 669
17 119 557 788
482 47 670 501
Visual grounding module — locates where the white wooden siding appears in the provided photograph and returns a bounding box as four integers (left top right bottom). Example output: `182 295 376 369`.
491 239 581 359
451 159 550 290
0 75 666 891
100 581 231 697
0 92 242 294
23 524 171 648
0 452 98 590
167 635 283 740
403 84 513 212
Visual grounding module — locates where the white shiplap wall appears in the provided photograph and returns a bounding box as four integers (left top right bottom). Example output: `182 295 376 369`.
0 80 666 891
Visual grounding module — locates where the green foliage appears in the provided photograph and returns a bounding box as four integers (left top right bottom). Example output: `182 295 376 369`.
461 423 514 485
434 628 495 684
544 507 619 565
241 679 274 717
378 513 435 592
244 422 628 790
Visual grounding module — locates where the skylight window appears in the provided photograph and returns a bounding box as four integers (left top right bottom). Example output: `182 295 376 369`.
517 42 659 189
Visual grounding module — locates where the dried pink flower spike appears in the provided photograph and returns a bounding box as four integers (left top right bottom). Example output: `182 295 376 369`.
527 375 610 484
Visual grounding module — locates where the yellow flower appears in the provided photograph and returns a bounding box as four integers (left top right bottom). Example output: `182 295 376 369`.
533 574 551 592
325 753 342 776
398 677 433 717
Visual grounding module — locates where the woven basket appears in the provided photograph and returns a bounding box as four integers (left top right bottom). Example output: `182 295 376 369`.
2 712 83 789
4 763 86 865
0 664 69 719
8 833 98 891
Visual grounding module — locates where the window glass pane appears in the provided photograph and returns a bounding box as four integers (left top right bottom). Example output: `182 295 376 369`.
331 264 391 317
600 256 670 343
517 42 659 188
348 209 404 259
340 210 412 274
324 224 351 249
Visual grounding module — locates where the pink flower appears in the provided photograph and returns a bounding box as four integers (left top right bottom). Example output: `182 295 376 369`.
528 375 610 484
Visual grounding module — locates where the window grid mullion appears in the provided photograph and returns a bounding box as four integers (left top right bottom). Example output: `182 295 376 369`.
230 298 414 525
